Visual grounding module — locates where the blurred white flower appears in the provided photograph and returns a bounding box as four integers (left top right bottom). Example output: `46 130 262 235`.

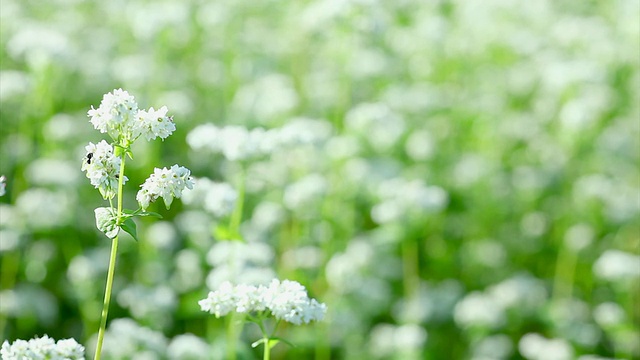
0 70 31 102
471 334 513 360
81 140 126 200
369 323 427 359
518 333 573 360
593 249 640 281
405 129 435 161
487 274 547 311
187 119 332 162
231 74 298 122
199 279 327 325
564 223 594 252
136 165 194 210
593 302 625 328
26 159 79 186
283 174 328 212
371 178 447 224
16 188 74 229
454 291 505 329
117 284 177 321
345 102 405 151
183 178 237 217
205 241 275 288
1 335 84 360
0 175 5 196
167 334 211 360
97 318 167 359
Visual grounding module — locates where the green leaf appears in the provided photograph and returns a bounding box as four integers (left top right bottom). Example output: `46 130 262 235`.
121 218 138 242
138 211 162 218
270 337 294 348
122 209 163 219
267 338 281 349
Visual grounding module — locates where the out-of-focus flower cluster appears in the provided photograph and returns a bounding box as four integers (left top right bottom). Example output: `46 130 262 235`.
0 175 6 197
186 118 331 161
1 335 84 360
199 279 327 325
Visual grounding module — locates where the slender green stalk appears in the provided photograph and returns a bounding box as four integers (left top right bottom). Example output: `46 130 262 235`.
226 314 238 360
256 319 271 360
263 335 270 360
229 167 245 236
93 155 127 360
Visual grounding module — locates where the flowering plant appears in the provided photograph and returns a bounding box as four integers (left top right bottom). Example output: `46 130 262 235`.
82 89 193 360
1 335 85 360
199 279 326 360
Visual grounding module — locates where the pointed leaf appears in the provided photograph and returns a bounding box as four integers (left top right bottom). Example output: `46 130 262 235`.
138 211 163 218
121 218 138 242
267 338 281 349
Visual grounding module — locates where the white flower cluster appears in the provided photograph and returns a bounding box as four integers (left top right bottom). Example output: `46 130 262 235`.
186 118 332 161
0 175 6 196
81 140 127 199
136 165 195 210
87 88 175 144
371 178 448 224
1 335 85 360
199 279 327 325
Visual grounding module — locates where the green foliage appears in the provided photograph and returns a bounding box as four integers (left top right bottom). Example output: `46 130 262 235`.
0 0 638 359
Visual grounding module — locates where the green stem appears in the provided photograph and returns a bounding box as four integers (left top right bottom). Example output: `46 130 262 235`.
256 319 270 360
93 154 127 360
229 167 245 238
263 334 270 360
226 313 238 360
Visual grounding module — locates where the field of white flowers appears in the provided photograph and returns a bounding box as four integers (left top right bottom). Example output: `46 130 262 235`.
0 0 639 359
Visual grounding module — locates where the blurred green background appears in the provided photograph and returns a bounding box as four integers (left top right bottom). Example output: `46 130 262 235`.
0 0 639 359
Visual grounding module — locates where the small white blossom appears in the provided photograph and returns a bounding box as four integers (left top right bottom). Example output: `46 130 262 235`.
0 175 6 196
198 279 327 325
133 106 176 141
87 88 139 140
198 281 238 317
81 140 127 199
137 165 194 210
1 335 85 360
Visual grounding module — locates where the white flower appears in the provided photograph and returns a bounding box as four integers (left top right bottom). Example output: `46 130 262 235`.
518 333 573 360
87 88 139 140
1 335 84 360
198 281 238 317
198 279 326 325
133 105 176 141
81 140 127 199
137 165 194 210
262 279 326 325
0 175 6 196
593 249 640 281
